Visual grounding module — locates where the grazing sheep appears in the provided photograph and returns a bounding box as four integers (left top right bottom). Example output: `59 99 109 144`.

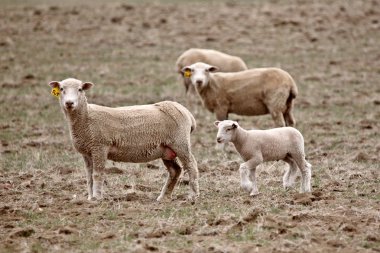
176 48 248 94
214 120 311 196
182 62 298 127
49 78 199 201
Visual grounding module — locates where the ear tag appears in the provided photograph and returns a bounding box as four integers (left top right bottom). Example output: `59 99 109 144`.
51 87 60 98
184 70 191 78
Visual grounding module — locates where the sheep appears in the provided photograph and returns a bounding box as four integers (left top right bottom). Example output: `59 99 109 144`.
214 120 311 196
182 62 298 127
48 78 199 201
176 48 248 94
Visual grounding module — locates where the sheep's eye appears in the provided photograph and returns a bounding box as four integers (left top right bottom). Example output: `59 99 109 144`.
78 88 83 92
226 128 231 132
60 88 63 91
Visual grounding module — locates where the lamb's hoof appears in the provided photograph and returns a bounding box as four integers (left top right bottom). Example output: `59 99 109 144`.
241 183 253 193
249 192 260 197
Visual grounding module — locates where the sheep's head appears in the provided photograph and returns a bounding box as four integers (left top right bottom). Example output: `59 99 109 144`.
49 78 93 112
181 62 219 90
214 120 238 143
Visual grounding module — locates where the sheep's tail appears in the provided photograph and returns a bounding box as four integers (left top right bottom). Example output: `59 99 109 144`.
188 110 196 133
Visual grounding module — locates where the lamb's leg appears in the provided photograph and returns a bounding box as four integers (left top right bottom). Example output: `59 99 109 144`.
178 153 199 200
248 167 259 196
83 155 93 200
157 159 182 201
92 148 107 200
293 155 312 193
239 163 253 193
270 110 286 127
283 156 299 189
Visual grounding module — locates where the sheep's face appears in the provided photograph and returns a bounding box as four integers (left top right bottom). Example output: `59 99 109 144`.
49 78 93 112
214 120 238 143
181 62 219 90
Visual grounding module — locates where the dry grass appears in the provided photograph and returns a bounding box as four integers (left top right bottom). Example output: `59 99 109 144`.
0 0 379 252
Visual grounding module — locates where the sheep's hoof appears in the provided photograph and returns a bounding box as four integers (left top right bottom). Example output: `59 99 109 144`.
187 193 198 203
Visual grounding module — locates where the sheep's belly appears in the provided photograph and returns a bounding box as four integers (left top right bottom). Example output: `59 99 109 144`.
107 145 176 163
230 100 269 116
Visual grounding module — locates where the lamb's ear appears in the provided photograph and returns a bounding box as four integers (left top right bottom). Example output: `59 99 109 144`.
49 81 60 88
214 121 220 127
82 82 94 90
232 123 237 129
208 66 219 72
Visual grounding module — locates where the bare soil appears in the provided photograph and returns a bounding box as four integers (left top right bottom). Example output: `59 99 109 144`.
0 0 379 252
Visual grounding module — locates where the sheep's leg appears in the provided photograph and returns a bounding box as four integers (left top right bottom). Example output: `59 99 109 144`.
157 159 182 201
283 156 299 189
293 155 312 193
215 107 228 121
92 148 107 200
83 155 93 200
284 97 296 126
178 153 199 200
270 110 286 127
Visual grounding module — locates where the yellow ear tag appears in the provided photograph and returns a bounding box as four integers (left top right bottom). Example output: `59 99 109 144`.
184 70 191 78
51 87 60 98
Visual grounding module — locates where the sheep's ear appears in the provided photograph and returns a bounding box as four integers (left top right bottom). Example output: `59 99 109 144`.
208 66 219 72
214 121 220 127
49 81 60 88
82 82 94 90
232 123 237 129
181 66 191 75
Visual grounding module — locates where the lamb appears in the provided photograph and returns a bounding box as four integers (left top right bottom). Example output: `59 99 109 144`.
182 62 298 127
176 48 248 94
48 78 199 201
214 120 311 196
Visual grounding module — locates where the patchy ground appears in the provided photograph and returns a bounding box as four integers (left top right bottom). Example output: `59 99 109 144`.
0 0 379 252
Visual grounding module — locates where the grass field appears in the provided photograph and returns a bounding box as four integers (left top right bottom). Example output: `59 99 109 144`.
0 0 379 252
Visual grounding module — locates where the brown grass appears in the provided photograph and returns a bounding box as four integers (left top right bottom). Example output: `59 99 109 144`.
0 0 379 252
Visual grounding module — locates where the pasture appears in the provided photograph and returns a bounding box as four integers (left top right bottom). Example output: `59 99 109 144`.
0 0 379 252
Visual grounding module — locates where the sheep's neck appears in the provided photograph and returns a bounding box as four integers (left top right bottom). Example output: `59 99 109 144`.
197 77 220 111
232 128 250 161
64 103 90 140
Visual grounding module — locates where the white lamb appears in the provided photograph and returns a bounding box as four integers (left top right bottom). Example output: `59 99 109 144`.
49 78 199 201
182 62 298 127
176 48 248 94
214 120 311 196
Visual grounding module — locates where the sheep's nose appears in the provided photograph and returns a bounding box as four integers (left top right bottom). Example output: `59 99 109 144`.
216 137 222 143
196 80 203 85
65 101 74 107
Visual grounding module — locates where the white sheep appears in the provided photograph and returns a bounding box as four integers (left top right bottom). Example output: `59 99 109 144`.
214 120 311 196
176 48 248 94
182 62 298 127
49 78 199 201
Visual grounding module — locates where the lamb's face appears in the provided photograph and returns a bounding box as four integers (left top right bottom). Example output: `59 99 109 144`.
181 62 219 90
214 120 238 143
49 78 93 112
